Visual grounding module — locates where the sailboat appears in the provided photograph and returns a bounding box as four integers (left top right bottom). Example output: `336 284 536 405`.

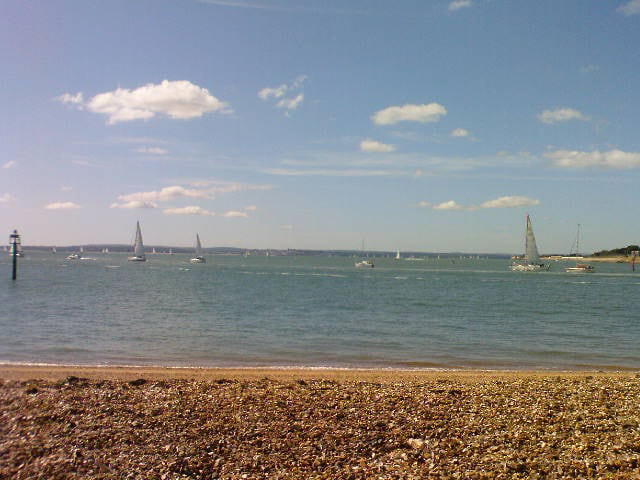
565 224 594 273
510 214 550 271
128 221 146 262
190 233 206 263
395 249 401 260
355 239 374 268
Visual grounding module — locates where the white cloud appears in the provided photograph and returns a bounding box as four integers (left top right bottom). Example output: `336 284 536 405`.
580 64 600 74
264 168 407 177
423 195 539 211
0 193 15 203
223 210 248 218
360 139 396 153
45 201 80 210
545 149 640 169
448 0 472 11
59 80 231 124
618 0 640 16
537 108 589 124
163 206 215 216
110 200 158 209
276 93 304 110
450 128 469 138
480 196 540 209
258 75 307 100
113 185 212 208
244 205 257 211
136 147 168 155
56 92 84 105
433 200 465 211
259 76 307 113
2 160 17 169
258 84 288 100
372 102 447 125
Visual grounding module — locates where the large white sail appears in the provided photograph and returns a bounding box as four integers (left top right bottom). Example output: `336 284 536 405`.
128 221 146 262
524 214 541 264
195 234 202 256
133 221 145 257
190 233 206 263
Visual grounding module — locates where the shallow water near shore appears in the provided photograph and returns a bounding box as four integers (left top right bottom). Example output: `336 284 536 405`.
2 252 639 370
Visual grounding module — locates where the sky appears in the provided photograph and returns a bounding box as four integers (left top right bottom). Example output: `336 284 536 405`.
1 0 640 253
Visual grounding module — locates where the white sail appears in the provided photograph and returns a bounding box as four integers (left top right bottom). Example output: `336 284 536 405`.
524 214 541 264
134 221 145 257
190 233 206 263
395 249 401 260
195 234 202 256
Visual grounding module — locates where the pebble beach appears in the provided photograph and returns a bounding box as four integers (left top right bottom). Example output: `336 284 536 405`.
2 366 640 479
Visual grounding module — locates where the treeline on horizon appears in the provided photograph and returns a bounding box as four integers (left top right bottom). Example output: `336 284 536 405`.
591 245 640 257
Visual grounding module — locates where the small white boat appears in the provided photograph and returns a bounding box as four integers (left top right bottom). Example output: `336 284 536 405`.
190 233 206 264
565 263 594 273
395 249 401 260
510 214 550 271
66 252 82 260
9 244 24 257
128 221 146 262
52 246 57 254
355 259 374 268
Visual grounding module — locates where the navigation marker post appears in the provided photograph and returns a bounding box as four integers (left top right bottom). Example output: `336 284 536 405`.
9 230 20 280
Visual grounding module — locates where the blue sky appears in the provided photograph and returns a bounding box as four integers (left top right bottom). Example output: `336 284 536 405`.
1 0 639 253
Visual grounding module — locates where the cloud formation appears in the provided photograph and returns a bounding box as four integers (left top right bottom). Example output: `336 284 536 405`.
58 80 231 124
360 139 396 153
448 0 472 11
163 206 215 216
433 200 465 211
372 102 447 125
259 76 307 112
546 149 640 169
223 210 248 218
0 193 15 204
420 196 539 211
618 0 640 16
45 202 80 210
479 196 540 209
136 147 168 155
111 186 212 209
2 160 17 169
537 108 589 124
450 128 469 138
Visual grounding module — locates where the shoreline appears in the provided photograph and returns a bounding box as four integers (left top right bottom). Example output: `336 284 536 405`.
1 363 637 383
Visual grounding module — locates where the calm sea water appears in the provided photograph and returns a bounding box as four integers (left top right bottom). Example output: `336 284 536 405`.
2 252 639 370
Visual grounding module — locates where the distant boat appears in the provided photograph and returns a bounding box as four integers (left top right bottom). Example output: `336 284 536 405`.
565 263 594 273
565 225 594 273
66 251 82 260
190 233 206 263
168 248 174 255
395 249 401 260
127 221 146 262
152 247 156 254
510 214 550 271
51 246 57 254
355 239 374 268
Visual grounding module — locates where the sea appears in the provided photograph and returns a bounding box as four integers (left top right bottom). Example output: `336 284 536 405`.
2 251 639 371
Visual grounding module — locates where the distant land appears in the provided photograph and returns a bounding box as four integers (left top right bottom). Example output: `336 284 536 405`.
17 245 513 259
13 244 639 261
